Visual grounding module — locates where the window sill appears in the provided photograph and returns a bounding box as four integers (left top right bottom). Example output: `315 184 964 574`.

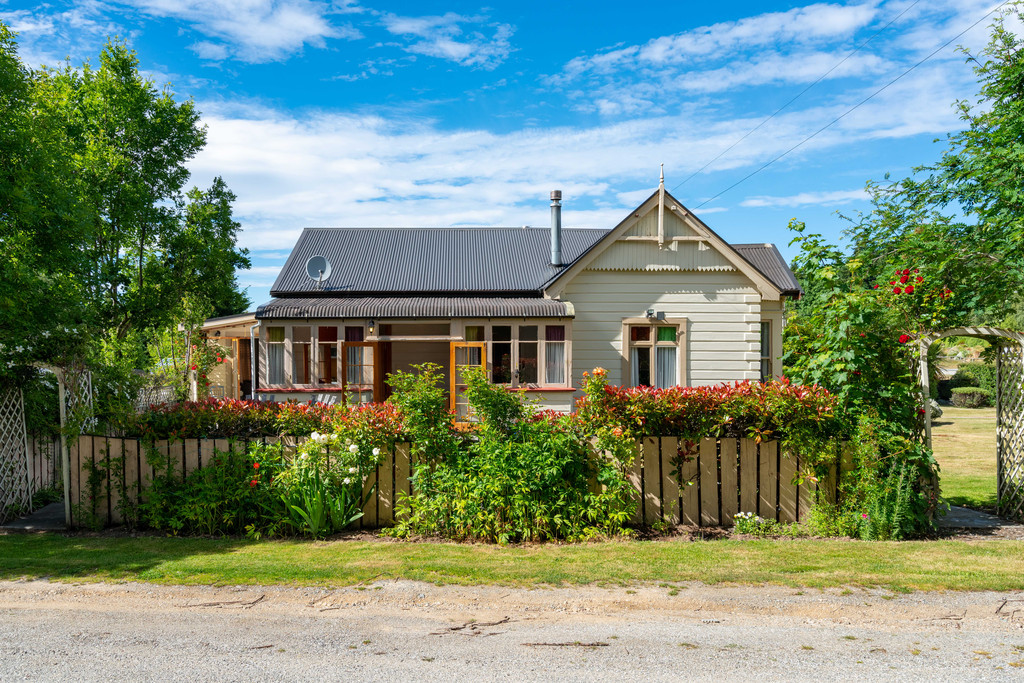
258 387 346 393
504 386 578 393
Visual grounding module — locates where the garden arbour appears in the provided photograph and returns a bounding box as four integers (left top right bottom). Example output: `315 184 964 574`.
916 327 1024 522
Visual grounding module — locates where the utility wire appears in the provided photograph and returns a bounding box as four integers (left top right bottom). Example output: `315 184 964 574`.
672 0 922 193
693 0 1011 209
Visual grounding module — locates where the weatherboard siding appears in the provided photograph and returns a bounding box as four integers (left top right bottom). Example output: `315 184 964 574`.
562 270 762 387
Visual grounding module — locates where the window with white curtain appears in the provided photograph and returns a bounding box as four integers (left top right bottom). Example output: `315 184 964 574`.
628 324 679 388
266 326 285 385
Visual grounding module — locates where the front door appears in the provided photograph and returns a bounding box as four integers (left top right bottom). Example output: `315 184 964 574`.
450 342 486 422
341 341 380 403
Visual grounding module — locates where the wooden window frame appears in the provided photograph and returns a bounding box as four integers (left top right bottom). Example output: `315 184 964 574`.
620 317 688 388
760 320 772 382
452 320 573 390
450 341 487 421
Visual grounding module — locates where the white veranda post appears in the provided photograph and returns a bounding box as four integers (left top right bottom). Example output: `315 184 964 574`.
918 327 1024 522
51 365 94 526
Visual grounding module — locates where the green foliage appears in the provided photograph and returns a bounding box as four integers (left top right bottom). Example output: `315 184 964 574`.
141 437 380 539
844 414 940 539
950 386 992 408
732 512 812 538
1 23 249 413
387 365 634 543
949 361 997 395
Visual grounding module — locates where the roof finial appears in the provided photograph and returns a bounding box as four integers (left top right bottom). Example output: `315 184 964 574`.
657 163 666 248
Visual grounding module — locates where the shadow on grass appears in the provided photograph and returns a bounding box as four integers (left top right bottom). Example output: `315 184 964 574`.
0 533 252 583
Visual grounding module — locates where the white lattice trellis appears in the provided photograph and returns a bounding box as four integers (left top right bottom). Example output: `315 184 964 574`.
919 327 1024 523
0 386 29 523
996 342 1024 521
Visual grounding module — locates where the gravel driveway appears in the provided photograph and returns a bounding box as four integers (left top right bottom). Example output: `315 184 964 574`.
2 579 1023 681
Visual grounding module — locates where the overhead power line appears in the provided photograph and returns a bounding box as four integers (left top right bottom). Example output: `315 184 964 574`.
691 0 1011 210
672 0 922 193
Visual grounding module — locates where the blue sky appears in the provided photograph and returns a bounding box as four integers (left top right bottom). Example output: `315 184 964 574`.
0 0 1008 307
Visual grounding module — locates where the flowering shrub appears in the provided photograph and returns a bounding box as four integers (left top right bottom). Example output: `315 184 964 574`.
123 398 399 439
575 368 843 470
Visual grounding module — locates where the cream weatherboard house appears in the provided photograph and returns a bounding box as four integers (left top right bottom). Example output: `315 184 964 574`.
201 186 801 415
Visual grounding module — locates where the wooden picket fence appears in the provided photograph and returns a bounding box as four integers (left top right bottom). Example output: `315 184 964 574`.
68 434 851 529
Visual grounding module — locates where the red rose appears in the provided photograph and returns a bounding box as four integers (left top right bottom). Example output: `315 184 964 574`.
916 276 923 283
859 333 866 337
893 287 902 294
873 284 879 289
917 408 926 415
914 269 919 273
899 275 909 284
190 365 197 370
906 285 914 293
249 479 257 487
903 269 910 275
889 281 895 285
898 334 910 344
253 463 260 469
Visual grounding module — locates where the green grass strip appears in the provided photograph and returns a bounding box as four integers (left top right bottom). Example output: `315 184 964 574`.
2 535 1023 592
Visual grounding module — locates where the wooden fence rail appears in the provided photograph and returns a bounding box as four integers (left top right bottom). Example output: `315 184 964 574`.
69 435 851 529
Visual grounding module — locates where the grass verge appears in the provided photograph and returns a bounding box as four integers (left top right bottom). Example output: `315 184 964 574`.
2 534 1023 592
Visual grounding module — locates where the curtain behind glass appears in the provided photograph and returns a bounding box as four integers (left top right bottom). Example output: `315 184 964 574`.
267 345 284 384
656 347 676 388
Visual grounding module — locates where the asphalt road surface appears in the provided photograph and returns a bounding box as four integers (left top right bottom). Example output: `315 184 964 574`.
2 579 1023 681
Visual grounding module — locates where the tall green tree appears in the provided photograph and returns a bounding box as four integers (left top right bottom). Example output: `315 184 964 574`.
33 39 214 341
2 24 250 396
0 22 91 378
845 5 1024 326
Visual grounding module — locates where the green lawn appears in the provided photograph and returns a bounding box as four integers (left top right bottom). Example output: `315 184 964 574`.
932 406 998 510
2 534 1023 592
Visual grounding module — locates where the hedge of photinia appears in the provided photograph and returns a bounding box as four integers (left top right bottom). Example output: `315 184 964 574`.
124 398 402 441
574 368 843 445
126 376 841 450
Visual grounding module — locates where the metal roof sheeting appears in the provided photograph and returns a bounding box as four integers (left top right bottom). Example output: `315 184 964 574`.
270 227 609 296
731 243 803 296
256 297 573 320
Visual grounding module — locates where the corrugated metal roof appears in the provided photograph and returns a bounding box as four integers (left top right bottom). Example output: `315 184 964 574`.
731 243 803 295
270 227 609 296
256 296 573 320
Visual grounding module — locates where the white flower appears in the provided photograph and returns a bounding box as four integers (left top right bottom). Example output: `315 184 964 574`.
372 447 380 457
348 444 358 454
311 431 321 442
343 478 351 485
345 438 352 446
348 467 357 474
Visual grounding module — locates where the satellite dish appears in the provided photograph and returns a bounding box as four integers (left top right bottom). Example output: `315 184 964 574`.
305 255 332 288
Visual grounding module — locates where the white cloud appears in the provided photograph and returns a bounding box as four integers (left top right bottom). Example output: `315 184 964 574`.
187 53 968 252
741 189 869 208
116 0 360 63
380 11 513 69
551 0 998 116
560 2 878 79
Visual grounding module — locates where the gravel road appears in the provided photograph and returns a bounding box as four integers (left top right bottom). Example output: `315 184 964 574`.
2 579 1023 681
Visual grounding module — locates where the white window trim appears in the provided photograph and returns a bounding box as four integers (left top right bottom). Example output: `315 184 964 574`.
620 317 688 388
